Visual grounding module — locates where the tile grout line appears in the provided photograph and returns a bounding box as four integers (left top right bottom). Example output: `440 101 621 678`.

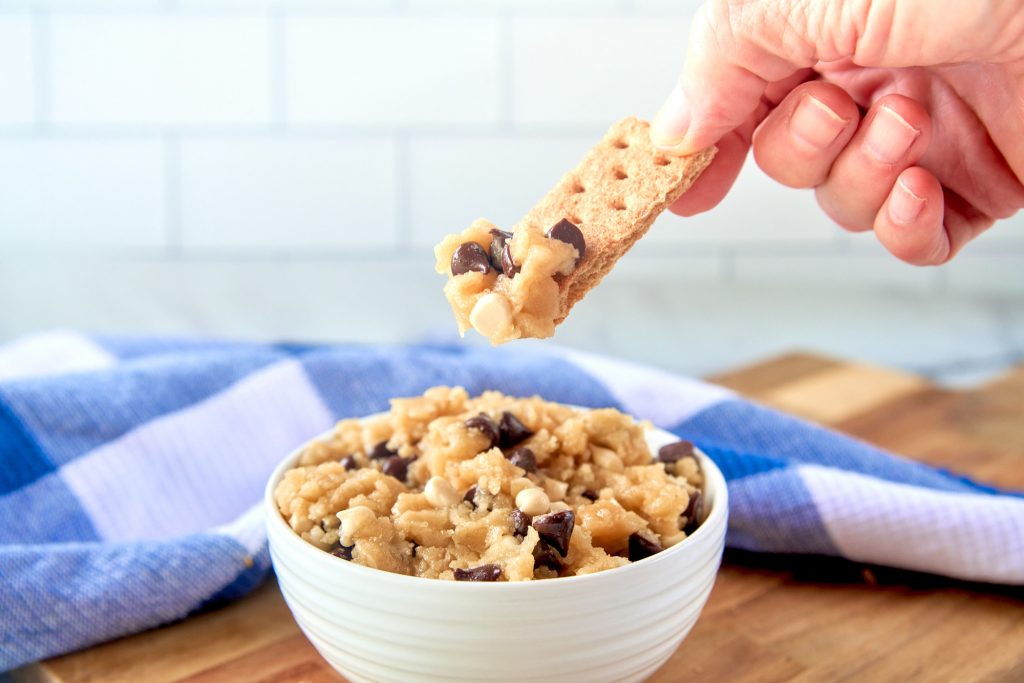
929 265 948 294
269 7 286 131
989 299 1022 363
0 122 622 139
832 231 853 252
496 9 514 132
718 249 735 284
163 133 182 257
0 247 886 262
0 5 750 20
909 348 1021 385
31 7 51 132
395 133 413 248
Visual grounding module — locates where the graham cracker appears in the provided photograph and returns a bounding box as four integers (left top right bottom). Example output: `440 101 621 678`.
515 117 715 323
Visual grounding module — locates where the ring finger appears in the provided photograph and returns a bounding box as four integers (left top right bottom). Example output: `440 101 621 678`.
815 94 933 233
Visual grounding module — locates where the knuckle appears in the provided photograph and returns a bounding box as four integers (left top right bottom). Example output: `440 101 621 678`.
882 237 935 265
815 187 872 232
753 144 820 189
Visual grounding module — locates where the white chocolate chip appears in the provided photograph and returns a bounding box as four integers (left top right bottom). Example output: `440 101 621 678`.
510 476 534 498
515 487 551 517
542 477 569 502
336 505 376 546
592 446 624 473
424 476 461 508
549 501 572 513
308 525 327 544
469 292 513 339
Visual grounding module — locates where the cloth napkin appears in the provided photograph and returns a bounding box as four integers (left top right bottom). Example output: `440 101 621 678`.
1 331 1021 671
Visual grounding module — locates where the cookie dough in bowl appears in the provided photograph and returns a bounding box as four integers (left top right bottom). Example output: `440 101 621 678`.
274 387 706 581
265 388 728 683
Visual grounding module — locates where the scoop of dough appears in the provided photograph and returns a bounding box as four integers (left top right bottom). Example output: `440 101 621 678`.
434 116 715 345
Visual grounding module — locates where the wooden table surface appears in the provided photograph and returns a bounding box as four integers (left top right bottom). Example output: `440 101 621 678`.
17 353 1024 683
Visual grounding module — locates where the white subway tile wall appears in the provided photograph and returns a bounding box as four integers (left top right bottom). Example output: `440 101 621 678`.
640 162 840 247
0 139 164 248
510 16 690 126
0 2 1021 349
944 252 1024 295
409 1 617 8
179 137 399 250
732 239 938 292
50 15 272 126
0 14 34 126
408 134 596 246
285 16 500 125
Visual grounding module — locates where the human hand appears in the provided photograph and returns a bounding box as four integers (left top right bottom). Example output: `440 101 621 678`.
651 0 1024 265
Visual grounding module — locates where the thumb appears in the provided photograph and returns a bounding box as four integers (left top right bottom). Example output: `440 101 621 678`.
651 0 1018 154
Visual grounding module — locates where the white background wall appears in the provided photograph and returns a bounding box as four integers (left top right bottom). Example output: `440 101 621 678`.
0 1 1022 381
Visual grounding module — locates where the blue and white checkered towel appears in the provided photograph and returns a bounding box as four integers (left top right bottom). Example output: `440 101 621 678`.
1 331 1022 671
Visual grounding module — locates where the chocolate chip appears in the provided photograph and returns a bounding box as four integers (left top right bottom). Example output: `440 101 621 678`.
485 226 520 277
545 218 586 263
500 242 521 278
507 446 537 474
329 543 354 561
533 541 562 570
451 242 492 276
628 533 662 562
581 489 598 501
463 484 479 509
498 411 534 448
682 490 703 533
532 510 575 557
657 440 696 463
489 229 513 269
454 564 502 582
683 489 701 521
370 441 398 460
381 455 412 482
465 413 500 450
510 509 531 537
340 455 359 471
487 227 521 278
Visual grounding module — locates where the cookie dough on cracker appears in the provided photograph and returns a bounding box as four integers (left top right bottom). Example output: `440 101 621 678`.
274 387 705 582
434 117 715 344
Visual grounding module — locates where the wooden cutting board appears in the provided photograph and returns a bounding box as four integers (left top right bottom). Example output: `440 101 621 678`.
14 353 1024 683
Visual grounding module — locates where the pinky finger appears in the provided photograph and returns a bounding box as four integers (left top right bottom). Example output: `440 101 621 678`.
873 167 947 266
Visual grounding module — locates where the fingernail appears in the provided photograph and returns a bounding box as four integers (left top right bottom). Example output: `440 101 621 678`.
789 95 848 149
865 105 919 164
651 85 691 149
888 178 926 224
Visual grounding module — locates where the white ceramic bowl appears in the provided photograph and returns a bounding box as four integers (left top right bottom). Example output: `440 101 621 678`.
266 421 728 683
